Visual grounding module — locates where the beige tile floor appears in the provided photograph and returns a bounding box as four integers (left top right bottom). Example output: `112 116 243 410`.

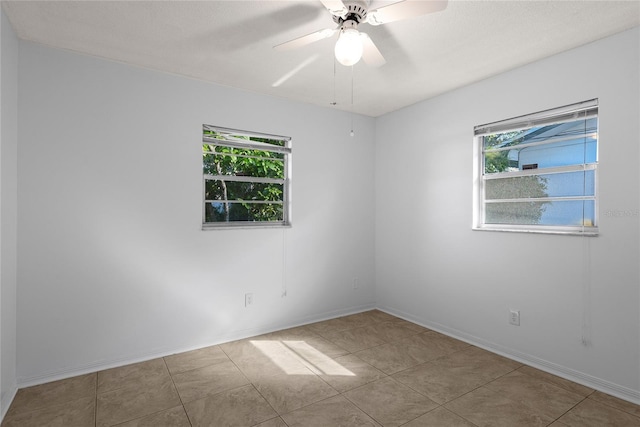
3 310 640 426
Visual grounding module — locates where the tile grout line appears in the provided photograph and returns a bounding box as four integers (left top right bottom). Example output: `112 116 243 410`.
551 393 593 424
295 318 451 424
489 364 603 424
587 392 640 419
94 372 98 427
6 310 640 426
389 355 522 426
449 363 593 426
242 314 402 424
248 383 285 427
218 344 286 425
340 389 387 426
161 356 193 427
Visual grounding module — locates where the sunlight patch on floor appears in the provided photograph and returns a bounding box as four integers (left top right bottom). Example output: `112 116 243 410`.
250 340 355 376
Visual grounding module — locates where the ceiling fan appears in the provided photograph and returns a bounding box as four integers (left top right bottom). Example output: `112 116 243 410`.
274 0 448 67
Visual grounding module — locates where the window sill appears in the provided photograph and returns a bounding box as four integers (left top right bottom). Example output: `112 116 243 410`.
202 223 291 231
472 225 598 236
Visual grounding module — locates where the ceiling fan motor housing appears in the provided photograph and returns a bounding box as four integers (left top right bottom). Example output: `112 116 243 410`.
333 0 369 26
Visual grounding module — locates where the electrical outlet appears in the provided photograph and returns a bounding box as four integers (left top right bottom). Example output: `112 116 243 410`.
245 293 253 307
353 277 359 290
509 309 520 326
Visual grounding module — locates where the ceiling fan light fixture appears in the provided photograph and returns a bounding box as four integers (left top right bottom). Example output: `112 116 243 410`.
334 28 363 66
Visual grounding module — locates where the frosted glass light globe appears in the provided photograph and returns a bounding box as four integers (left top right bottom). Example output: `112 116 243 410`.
334 29 363 66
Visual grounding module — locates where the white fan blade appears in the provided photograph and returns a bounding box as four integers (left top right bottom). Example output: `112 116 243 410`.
360 33 386 67
320 0 348 17
274 28 337 51
366 0 448 26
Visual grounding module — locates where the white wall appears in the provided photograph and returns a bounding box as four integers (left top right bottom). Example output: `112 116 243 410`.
0 7 19 418
10 15 640 407
375 27 640 403
16 41 376 384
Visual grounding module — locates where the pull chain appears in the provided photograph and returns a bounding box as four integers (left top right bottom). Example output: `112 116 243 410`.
350 65 354 137
330 58 337 106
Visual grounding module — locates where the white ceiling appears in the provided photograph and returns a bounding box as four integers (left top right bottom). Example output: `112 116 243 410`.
3 0 639 117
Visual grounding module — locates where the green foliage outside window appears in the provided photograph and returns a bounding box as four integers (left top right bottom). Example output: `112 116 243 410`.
203 130 287 223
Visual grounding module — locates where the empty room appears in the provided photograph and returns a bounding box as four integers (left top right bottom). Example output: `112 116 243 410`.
0 0 639 426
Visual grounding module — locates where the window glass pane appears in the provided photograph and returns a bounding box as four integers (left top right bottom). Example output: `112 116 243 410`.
203 148 284 179
542 200 595 227
485 175 549 200
203 129 287 150
203 152 217 175
485 170 594 200
505 137 596 171
485 200 595 226
544 170 595 197
249 136 286 149
205 201 283 223
485 201 549 225
476 101 598 233
204 145 285 160
203 125 290 227
205 180 283 202
484 117 597 174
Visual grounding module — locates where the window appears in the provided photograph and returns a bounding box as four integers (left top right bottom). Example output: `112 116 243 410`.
473 99 598 235
202 125 291 228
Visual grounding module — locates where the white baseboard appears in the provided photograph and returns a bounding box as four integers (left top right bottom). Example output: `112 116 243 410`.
1 383 18 421
18 302 635 416
15 302 376 389
378 305 640 406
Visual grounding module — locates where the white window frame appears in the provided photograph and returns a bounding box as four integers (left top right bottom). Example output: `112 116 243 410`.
202 125 291 229
473 99 599 235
